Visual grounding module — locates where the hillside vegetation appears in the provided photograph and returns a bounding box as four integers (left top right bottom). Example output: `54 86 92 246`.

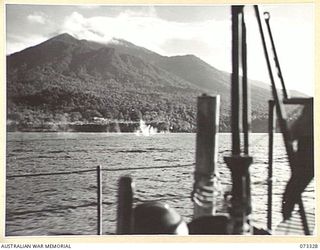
7 33 301 132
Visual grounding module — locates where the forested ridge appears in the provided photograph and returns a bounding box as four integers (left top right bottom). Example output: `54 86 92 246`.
7 33 302 132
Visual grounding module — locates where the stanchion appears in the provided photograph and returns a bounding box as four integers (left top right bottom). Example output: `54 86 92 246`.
97 165 102 235
267 101 275 231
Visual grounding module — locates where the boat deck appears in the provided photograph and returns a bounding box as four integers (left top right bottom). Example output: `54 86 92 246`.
274 210 315 235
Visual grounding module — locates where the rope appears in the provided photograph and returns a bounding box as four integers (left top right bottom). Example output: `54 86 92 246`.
6 163 194 179
6 203 96 217
7 169 95 179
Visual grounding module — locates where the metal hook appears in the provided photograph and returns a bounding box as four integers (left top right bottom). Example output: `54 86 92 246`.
264 12 270 21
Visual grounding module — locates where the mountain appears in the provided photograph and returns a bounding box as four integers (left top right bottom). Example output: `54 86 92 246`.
106 37 276 115
6 33 302 132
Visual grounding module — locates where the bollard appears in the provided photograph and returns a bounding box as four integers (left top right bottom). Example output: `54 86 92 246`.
117 176 134 234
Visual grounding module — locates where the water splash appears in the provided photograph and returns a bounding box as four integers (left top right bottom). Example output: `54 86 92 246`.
135 120 157 136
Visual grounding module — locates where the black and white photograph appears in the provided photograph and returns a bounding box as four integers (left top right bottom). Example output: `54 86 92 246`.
5 3 315 237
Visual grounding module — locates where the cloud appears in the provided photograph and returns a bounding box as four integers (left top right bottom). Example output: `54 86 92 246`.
60 11 230 66
27 13 46 24
60 7 313 95
7 5 313 95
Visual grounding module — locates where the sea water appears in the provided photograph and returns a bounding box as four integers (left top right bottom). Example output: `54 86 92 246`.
5 132 315 235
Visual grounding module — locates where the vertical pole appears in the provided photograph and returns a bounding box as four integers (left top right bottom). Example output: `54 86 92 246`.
240 8 252 218
231 6 242 155
267 101 275 231
241 13 250 155
224 5 253 235
193 94 220 219
97 165 102 235
117 176 134 234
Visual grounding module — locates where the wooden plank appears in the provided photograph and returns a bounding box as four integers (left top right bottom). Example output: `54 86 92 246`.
274 211 315 235
283 97 313 105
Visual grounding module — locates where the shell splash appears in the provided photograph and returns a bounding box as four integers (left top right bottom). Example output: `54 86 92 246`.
135 120 157 136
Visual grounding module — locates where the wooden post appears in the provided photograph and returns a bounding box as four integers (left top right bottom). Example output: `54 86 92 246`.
193 94 220 219
267 101 275 231
117 176 134 234
97 165 102 235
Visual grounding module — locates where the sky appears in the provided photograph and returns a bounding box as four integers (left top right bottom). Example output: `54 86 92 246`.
5 4 314 96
